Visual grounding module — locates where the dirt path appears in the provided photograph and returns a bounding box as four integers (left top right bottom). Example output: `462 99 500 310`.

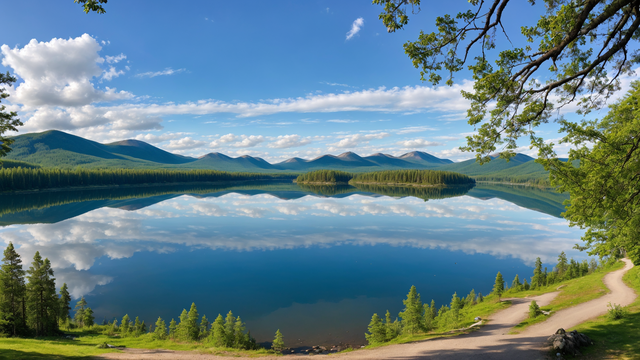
98 259 636 360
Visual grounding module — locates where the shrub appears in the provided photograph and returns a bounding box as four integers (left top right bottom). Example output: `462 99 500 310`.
607 302 628 320
528 300 542 318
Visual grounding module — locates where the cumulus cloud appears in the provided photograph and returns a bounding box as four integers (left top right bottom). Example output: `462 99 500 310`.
165 137 207 150
346 18 364 40
329 132 390 148
135 67 186 78
1 34 132 107
209 134 265 148
105 53 126 63
397 139 444 148
268 134 313 149
102 66 124 81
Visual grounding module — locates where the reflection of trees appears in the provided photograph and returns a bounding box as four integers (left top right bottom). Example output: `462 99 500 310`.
0 181 297 217
351 183 475 201
296 183 359 197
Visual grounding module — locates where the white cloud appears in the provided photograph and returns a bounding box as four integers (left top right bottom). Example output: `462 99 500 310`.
165 137 207 150
396 126 437 134
268 134 313 149
102 66 124 81
327 119 359 123
135 67 186 78
346 18 364 40
209 134 265 148
1 34 132 107
329 132 390 148
397 139 444 148
105 53 126 63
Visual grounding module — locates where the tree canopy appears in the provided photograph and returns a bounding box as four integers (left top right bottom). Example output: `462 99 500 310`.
375 0 639 162
376 0 640 262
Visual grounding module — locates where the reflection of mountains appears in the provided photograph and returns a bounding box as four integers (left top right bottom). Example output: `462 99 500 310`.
467 184 568 217
0 181 567 225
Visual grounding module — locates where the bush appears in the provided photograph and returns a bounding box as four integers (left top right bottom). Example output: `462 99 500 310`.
529 300 543 319
607 302 628 320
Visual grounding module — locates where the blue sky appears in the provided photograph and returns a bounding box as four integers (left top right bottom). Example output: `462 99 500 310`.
1 1 634 162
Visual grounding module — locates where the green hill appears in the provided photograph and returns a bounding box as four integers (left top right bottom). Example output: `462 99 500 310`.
438 153 535 176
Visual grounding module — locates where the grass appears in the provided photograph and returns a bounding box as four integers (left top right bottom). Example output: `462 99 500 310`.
0 328 278 360
510 261 625 333
569 264 640 359
338 296 511 354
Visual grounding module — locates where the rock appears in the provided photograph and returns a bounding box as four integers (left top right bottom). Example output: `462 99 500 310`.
474 317 482 321
547 328 591 356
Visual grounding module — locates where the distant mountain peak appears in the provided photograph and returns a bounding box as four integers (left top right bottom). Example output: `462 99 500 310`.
109 139 150 147
199 152 231 160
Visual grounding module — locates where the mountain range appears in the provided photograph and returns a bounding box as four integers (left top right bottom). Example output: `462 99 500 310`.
3 130 547 178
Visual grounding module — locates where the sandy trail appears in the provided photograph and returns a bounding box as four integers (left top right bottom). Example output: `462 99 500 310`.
98 259 635 360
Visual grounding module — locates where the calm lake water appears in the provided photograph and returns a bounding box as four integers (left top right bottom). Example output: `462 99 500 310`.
0 182 586 347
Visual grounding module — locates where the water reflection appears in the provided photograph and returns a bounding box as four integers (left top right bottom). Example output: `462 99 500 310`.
0 182 580 346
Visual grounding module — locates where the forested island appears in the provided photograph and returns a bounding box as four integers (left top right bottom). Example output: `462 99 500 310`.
295 169 475 187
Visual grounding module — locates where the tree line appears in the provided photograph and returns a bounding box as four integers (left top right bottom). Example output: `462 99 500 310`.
351 170 475 186
295 170 353 184
0 242 287 352
365 251 618 345
0 167 292 192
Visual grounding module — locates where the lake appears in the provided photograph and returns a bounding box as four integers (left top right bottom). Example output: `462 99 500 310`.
0 181 586 347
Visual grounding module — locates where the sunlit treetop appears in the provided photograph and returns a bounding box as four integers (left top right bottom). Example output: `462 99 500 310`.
74 0 108 14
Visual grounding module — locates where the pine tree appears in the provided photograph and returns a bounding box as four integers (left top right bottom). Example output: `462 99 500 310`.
186 303 200 341
383 310 398 341
0 242 26 336
199 315 210 340
110 319 118 335
154 317 167 340
210 314 226 347
58 283 71 323
465 289 476 306
178 309 189 340
523 278 530 290
531 257 543 289
169 318 177 339
511 274 521 291
430 299 436 319
493 272 505 300
398 285 424 334
477 292 484 303
365 313 387 344
83 308 95 327
271 329 285 351
233 316 247 349
423 303 433 331
120 314 131 335
74 297 87 328
224 311 236 347
528 300 542 318
450 292 463 311
557 252 569 279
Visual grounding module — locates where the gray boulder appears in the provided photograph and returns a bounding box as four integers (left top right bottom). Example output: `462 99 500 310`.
547 328 592 356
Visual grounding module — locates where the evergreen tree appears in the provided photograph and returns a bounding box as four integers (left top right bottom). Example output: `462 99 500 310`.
477 292 484 303
523 279 530 290
223 311 236 347
74 297 87 328
430 299 436 319
186 303 200 341
233 316 247 349
399 285 424 334
271 329 285 351
465 289 476 306
120 314 131 335
493 272 505 300
110 319 118 335
450 292 463 311
83 307 95 327
557 252 569 278
511 274 521 291
169 318 177 339
199 315 210 339
531 257 543 289
383 310 401 341
365 313 387 344
589 258 599 274
154 317 167 340
178 309 189 340
0 242 26 336
210 314 226 347
529 301 542 318
58 283 71 323
423 303 434 331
